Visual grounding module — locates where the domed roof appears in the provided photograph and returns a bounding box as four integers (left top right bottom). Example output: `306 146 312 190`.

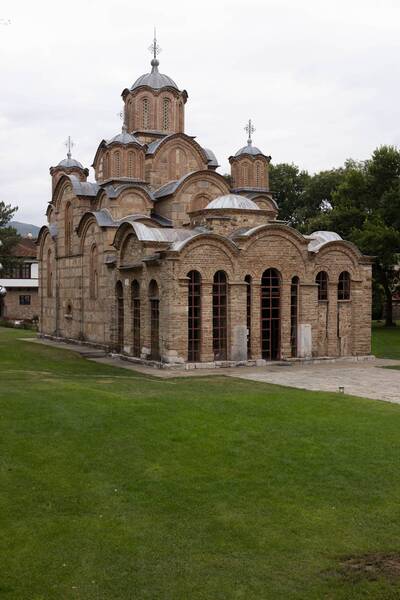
131 59 178 91
235 141 264 157
57 156 84 169
205 194 260 210
107 131 142 146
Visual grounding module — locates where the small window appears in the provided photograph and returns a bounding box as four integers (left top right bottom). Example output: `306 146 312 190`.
142 98 150 129
316 271 328 301
19 295 31 305
162 97 170 130
338 271 351 300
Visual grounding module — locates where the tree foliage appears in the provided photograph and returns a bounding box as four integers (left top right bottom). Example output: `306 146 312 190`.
0 201 20 275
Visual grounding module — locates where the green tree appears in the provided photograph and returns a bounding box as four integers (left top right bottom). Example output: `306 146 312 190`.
269 163 310 226
0 201 20 276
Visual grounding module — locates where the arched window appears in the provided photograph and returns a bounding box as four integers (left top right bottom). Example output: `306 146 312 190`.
113 151 121 177
245 275 252 358
316 271 328 301
103 153 109 179
261 268 281 360
178 101 184 131
338 271 351 300
213 271 228 360
127 151 134 178
89 244 98 299
65 201 73 255
149 280 160 360
47 248 53 298
162 97 170 131
115 281 124 353
242 164 249 186
188 271 201 362
142 97 150 129
290 276 299 358
131 280 140 358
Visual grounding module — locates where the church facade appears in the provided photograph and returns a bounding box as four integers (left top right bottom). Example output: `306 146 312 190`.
37 42 372 366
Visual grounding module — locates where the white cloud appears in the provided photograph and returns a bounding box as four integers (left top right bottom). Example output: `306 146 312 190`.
0 0 399 224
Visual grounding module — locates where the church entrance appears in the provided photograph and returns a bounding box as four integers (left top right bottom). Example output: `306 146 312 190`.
261 269 281 360
116 281 124 353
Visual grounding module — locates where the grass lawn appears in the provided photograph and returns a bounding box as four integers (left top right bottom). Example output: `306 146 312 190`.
2 327 400 599
372 320 400 360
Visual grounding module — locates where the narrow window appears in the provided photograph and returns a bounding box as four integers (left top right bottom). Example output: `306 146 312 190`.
149 280 160 360
142 98 150 129
19 295 31 305
256 162 262 187
89 244 98 299
162 97 170 131
245 275 252 358
213 271 228 360
103 153 109 179
47 248 53 297
127 151 134 178
113 151 121 177
132 280 141 358
242 164 249 186
261 268 281 360
188 271 201 362
338 271 351 300
316 271 329 301
65 201 73 255
290 276 299 358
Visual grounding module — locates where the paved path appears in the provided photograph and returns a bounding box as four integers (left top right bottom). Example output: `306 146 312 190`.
21 337 400 403
228 360 400 404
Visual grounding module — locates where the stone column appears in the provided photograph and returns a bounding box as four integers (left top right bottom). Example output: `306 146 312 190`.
298 283 318 358
161 274 188 364
327 282 339 357
229 281 248 362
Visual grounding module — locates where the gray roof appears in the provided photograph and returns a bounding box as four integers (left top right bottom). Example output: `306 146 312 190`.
205 194 260 211
130 60 178 91
153 172 197 200
69 176 99 197
304 231 342 253
106 131 143 146
118 221 195 244
203 147 219 167
235 142 264 157
57 157 84 169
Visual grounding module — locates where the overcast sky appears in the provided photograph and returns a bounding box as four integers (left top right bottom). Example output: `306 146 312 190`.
1 0 400 226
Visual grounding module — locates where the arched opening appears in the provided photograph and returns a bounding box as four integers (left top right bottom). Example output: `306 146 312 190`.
65 202 73 256
316 271 329 301
261 268 281 360
149 280 160 361
127 151 134 178
113 151 121 177
142 97 150 129
338 271 351 300
131 280 140 358
245 275 252 358
290 276 299 358
89 244 98 300
213 270 228 361
162 97 170 131
187 271 201 362
115 281 124 353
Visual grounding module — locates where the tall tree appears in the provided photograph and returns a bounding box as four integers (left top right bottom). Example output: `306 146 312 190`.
0 201 20 276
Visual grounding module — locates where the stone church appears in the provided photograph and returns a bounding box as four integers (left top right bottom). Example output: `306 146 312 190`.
37 39 372 367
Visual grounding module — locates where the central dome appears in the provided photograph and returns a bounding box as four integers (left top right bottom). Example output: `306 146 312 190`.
205 194 260 210
130 60 178 91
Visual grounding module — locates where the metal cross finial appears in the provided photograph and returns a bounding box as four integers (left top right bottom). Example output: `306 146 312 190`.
148 28 161 63
245 119 255 145
65 136 74 159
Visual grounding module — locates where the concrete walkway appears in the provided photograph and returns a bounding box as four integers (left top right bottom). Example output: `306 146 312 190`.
21 337 400 403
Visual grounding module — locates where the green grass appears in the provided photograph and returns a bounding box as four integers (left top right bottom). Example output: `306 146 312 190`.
372 320 400 360
2 327 400 599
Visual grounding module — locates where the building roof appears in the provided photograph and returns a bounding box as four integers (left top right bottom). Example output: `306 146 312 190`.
234 141 264 157
203 147 219 167
205 194 260 211
12 238 37 258
305 231 343 253
57 157 84 169
106 131 143 146
130 60 178 91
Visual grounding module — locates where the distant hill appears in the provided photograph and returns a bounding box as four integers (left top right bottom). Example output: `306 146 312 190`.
8 221 41 238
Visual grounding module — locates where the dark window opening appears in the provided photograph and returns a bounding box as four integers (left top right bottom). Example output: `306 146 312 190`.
213 270 228 360
245 275 252 358
132 280 140 358
316 271 328 301
19 295 31 305
149 280 160 361
338 271 351 300
188 270 201 362
116 281 124 353
261 268 281 360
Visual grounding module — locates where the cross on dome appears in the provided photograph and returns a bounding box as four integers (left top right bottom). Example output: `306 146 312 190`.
65 136 74 159
245 119 255 145
148 28 161 68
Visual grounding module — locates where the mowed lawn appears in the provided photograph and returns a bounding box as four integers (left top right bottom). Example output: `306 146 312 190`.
372 320 400 360
1 328 400 599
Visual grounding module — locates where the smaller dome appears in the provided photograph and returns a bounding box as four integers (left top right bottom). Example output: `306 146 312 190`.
131 62 178 91
57 157 84 169
235 142 264 157
107 132 142 146
205 194 260 211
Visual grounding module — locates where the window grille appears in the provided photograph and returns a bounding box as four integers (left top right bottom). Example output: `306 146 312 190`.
142 98 150 129
19 295 31 305
316 271 329 301
116 281 124 353
132 280 141 358
128 152 134 178
149 280 160 360
113 151 121 177
290 276 299 357
245 275 252 358
188 271 201 362
261 268 281 360
212 271 228 360
162 98 170 130
338 271 351 300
